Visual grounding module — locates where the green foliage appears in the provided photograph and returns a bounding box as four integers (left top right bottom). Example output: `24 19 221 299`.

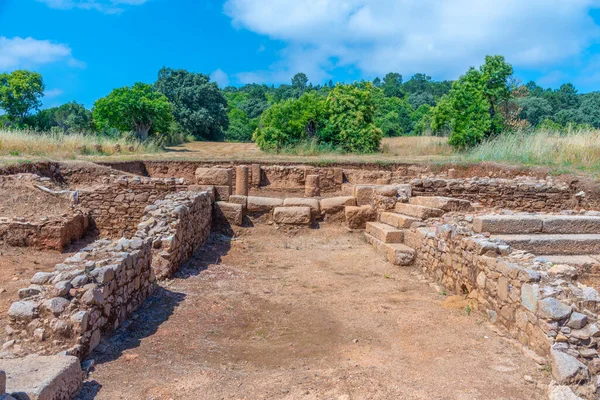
155 67 228 140
253 91 325 151
382 72 404 98
518 97 552 126
92 82 173 140
322 84 382 152
0 70 45 123
412 104 434 135
373 90 414 136
226 108 256 142
28 101 92 133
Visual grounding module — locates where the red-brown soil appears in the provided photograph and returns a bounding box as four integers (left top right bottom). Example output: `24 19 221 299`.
78 225 549 400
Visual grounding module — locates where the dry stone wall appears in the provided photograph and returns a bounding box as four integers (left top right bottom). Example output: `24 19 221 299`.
78 176 187 238
7 237 155 358
134 191 213 280
406 222 600 395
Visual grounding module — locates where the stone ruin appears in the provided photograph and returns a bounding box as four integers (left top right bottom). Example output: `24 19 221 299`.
1 160 600 399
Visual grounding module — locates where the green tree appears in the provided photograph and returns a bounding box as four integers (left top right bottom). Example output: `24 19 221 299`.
517 97 552 126
382 72 404 98
322 84 382 152
92 82 173 140
226 108 256 142
253 91 326 150
291 73 309 92
0 70 45 123
372 88 414 136
54 101 92 132
155 68 228 140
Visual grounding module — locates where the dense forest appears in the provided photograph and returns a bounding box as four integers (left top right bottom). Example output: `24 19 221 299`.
1 55 599 152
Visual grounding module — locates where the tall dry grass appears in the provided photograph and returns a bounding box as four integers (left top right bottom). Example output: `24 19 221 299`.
466 128 600 172
0 129 160 159
381 135 454 157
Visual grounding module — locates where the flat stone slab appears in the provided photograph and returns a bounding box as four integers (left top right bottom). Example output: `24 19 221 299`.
394 203 444 220
494 234 600 255
365 222 404 243
379 212 420 229
409 196 472 212
246 196 284 213
195 168 232 186
319 196 356 215
474 215 600 235
283 198 320 214
0 355 82 400
273 206 311 225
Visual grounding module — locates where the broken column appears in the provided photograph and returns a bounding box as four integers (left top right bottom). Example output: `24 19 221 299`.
235 165 249 196
251 164 261 188
305 174 320 197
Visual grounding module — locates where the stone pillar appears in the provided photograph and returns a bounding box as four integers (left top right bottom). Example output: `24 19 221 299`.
235 165 249 196
251 164 262 188
305 174 320 197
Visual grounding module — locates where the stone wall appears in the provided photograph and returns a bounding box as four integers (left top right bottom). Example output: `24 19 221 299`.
78 176 187 238
410 177 579 212
406 223 600 395
134 191 213 279
0 211 89 251
7 237 155 358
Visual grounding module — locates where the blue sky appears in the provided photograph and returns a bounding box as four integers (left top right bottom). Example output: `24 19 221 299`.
2 0 600 109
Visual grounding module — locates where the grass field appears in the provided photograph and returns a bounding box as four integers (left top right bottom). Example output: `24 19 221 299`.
1 129 600 176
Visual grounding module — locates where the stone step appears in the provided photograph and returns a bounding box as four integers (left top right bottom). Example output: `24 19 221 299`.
540 255 600 267
365 222 404 243
474 215 600 235
380 212 420 229
394 203 444 220
409 196 472 212
494 234 600 255
364 233 415 266
273 206 311 225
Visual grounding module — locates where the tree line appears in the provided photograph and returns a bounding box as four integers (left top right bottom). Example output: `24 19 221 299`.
1 56 598 152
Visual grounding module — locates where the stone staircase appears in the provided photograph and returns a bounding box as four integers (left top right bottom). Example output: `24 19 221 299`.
475 215 600 263
362 196 470 266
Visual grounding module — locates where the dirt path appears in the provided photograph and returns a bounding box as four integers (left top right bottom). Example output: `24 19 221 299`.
79 225 548 400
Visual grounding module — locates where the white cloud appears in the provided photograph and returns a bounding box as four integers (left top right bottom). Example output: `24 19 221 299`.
44 88 64 99
0 37 84 70
210 69 230 87
224 0 600 83
36 0 149 14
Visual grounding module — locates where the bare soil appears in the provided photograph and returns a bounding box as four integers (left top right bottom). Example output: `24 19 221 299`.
0 181 74 220
79 225 548 400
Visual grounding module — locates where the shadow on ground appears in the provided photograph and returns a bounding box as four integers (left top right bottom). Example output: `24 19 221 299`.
76 232 232 400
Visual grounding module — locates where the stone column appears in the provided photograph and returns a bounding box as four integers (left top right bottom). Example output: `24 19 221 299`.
251 164 262 188
305 174 320 197
235 165 249 196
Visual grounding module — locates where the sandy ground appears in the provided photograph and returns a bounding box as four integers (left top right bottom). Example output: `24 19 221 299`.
78 225 548 400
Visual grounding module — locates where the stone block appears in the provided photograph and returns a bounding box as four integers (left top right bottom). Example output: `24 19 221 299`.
379 212 420 229
394 203 444 220
305 175 320 197
541 215 600 234
365 222 404 243
246 196 283 213
228 195 248 209
283 198 320 215
273 207 311 225
215 202 243 226
550 350 589 384
0 355 82 400
493 234 600 255
195 168 232 186
354 185 376 206
409 196 472 212
345 205 376 229
195 185 231 201
319 197 356 215
473 215 542 234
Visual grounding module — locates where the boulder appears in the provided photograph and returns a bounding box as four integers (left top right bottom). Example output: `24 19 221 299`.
43 297 71 316
8 301 38 321
550 349 589 384
538 298 572 321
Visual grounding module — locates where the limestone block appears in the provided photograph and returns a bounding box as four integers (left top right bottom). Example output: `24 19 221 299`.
541 215 600 234
235 166 249 196
305 175 320 197
0 355 82 400
229 195 248 209
319 196 356 215
195 168 232 186
394 203 444 220
283 198 320 215
246 196 283 213
345 205 376 229
273 207 311 225
409 196 471 212
215 202 243 226
473 215 542 234
354 185 376 206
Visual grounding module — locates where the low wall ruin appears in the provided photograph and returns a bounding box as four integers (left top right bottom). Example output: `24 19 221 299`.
406 222 600 394
78 176 187 238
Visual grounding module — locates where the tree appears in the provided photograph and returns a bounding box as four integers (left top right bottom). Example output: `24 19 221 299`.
253 91 326 151
0 70 45 123
407 92 435 109
322 84 382 152
155 68 228 140
372 87 414 136
226 108 255 142
517 97 552 126
382 72 404 98
291 73 309 92
92 82 173 140
54 101 92 132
